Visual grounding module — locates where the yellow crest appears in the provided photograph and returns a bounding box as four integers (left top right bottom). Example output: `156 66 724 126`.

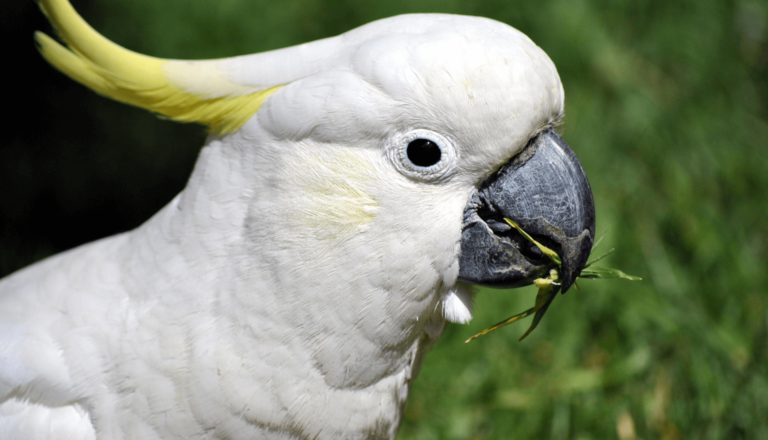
36 0 282 134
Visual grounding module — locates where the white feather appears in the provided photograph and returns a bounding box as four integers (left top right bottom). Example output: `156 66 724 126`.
441 286 474 324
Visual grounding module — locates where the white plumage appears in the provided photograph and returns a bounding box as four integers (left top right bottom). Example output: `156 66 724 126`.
0 1 565 438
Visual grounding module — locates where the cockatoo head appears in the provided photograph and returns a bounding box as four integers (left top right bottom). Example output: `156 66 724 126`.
236 14 595 322
36 0 594 383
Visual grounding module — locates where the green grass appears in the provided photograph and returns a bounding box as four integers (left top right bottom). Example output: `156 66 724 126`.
2 0 767 438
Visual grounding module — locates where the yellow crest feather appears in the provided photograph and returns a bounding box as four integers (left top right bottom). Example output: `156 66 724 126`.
35 0 282 134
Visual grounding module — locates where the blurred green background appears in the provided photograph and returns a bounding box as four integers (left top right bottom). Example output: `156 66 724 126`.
2 0 767 438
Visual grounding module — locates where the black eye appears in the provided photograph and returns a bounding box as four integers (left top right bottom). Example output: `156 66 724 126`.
406 138 442 167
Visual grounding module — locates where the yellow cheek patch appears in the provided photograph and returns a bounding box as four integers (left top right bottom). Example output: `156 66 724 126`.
35 0 282 134
291 149 379 240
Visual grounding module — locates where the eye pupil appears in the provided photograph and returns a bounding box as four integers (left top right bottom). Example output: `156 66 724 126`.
406 139 442 167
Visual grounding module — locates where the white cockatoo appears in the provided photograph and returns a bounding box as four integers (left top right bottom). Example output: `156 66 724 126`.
0 0 596 438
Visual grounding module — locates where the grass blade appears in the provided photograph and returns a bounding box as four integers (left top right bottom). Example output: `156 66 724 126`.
518 287 559 341
504 218 562 266
591 230 607 251
584 248 615 268
465 307 538 343
467 223 640 343
579 266 642 281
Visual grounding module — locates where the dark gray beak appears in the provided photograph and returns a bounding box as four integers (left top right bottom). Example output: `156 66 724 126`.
458 128 595 293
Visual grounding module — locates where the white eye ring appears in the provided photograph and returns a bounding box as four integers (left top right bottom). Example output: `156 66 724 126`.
386 129 458 182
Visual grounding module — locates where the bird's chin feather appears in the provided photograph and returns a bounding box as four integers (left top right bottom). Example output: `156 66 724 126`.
440 285 473 324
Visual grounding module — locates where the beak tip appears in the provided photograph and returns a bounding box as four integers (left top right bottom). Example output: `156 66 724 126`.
558 229 594 295
559 270 576 294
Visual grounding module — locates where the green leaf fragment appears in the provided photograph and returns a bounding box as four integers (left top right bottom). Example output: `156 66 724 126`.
464 306 537 343
579 266 642 281
591 230 607 251
518 286 559 341
584 248 615 268
465 223 641 343
465 278 558 343
503 218 561 266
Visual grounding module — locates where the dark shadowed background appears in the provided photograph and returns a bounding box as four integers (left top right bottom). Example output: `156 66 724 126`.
2 0 767 438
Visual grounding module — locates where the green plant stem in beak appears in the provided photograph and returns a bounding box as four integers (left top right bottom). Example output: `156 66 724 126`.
465 220 641 343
